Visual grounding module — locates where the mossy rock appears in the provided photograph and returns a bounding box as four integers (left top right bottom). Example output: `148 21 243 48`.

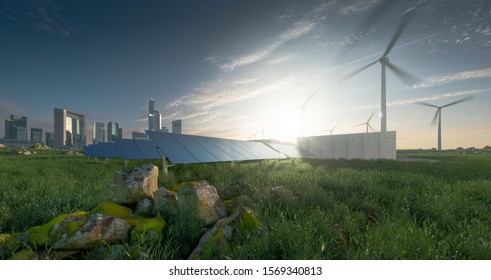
129 215 166 243
0 233 23 257
8 248 38 260
232 207 260 231
27 213 70 247
200 228 230 260
91 202 132 220
223 195 256 215
171 181 203 193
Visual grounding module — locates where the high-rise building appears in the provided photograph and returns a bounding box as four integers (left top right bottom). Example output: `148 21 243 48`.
93 122 105 144
148 98 161 131
107 122 123 142
4 115 27 140
45 132 53 148
172 119 182 134
31 128 43 143
54 108 87 148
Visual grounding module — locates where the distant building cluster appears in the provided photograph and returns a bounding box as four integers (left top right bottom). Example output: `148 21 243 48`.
2 97 183 148
1 115 44 147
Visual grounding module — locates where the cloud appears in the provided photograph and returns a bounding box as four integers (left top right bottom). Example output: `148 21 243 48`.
0 0 71 37
211 21 315 71
163 74 303 125
266 53 298 65
336 0 382 15
409 67 491 89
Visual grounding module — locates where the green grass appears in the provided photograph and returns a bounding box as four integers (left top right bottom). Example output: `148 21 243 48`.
1 147 491 259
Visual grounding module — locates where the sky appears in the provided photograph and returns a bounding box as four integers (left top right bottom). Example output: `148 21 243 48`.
0 0 490 149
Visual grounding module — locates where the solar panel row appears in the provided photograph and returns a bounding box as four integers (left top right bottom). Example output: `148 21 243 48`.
82 139 163 160
146 131 287 164
267 143 314 158
83 132 294 164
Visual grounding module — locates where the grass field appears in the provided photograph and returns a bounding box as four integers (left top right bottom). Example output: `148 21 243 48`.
1 146 491 259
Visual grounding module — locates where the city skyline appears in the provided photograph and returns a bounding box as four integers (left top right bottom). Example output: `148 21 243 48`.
1 1 490 149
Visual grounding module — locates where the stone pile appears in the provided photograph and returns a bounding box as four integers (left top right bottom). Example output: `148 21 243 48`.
1 164 264 260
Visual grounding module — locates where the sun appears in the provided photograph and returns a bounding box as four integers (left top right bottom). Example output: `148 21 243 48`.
273 110 302 143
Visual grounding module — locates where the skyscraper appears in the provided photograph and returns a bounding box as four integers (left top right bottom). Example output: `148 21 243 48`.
93 122 105 144
4 115 27 140
107 122 122 142
54 108 87 148
172 119 182 134
148 98 161 131
31 128 43 143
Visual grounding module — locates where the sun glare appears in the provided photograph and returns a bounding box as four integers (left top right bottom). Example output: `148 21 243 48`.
273 110 302 143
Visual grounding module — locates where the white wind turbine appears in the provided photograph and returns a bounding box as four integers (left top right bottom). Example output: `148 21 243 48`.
298 91 316 137
355 112 375 133
417 96 473 151
340 10 419 133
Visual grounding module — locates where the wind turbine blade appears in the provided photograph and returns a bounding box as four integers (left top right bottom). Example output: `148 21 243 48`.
367 111 375 123
302 92 316 107
331 124 338 131
430 108 440 126
368 124 375 132
386 61 420 85
441 95 474 108
416 102 439 108
383 10 415 57
339 60 378 83
354 123 365 127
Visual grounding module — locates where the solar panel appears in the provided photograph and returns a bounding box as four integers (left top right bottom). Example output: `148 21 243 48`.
193 136 236 162
267 143 312 158
147 131 287 164
114 139 144 160
146 131 198 164
82 145 94 157
133 139 163 159
98 142 120 158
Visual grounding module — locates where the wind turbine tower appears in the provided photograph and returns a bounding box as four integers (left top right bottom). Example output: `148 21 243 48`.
355 112 375 133
417 96 473 151
340 10 418 132
299 91 316 137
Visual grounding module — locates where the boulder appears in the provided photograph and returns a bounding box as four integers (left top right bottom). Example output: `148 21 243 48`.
151 188 179 221
90 202 132 219
219 179 260 201
268 185 297 204
110 164 159 204
135 198 152 216
0 143 5 148
50 214 132 250
128 215 166 244
223 195 256 214
178 181 227 226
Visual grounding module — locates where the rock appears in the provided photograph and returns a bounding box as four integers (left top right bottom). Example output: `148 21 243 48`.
219 179 260 201
50 214 132 250
234 207 261 231
178 181 227 226
188 210 242 260
90 202 132 220
8 248 39 260
135 198 152 216
110 164 159 204
151 188 179 221
27 213 74 247
128 215 166 244
0 233 23 257
0 143 5 148
223 195 256 214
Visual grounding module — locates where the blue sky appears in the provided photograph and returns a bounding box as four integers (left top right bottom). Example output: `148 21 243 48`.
1 0 490 149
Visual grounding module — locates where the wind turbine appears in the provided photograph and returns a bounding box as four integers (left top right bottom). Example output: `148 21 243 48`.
340 10 418 133
299 91 316 137
326 124 338 135
417 96 473 151
355 112 375 133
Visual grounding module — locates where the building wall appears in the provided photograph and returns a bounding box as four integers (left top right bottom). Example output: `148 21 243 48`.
93 122 105 144
298 131 396 160
4 115 27 140
31 128 43 143
172 119 182 134
54 108 86 148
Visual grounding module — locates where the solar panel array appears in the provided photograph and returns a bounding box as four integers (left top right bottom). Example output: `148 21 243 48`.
267 143 314 158
146 131 287 164
83 132 295 164
83 139 163 160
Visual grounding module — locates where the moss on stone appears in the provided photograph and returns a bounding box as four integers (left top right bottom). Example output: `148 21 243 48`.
200 229 229 260
90 202 132 220
8 248 38 260
27 213 69 247
129 214 166 243
236 210 260 231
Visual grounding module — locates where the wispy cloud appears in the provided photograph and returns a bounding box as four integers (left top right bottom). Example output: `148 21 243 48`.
163 74 303 124
409 67 491 89
209 21 315 71
336 0 382 15
0 0 71 37
266 53 298 65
